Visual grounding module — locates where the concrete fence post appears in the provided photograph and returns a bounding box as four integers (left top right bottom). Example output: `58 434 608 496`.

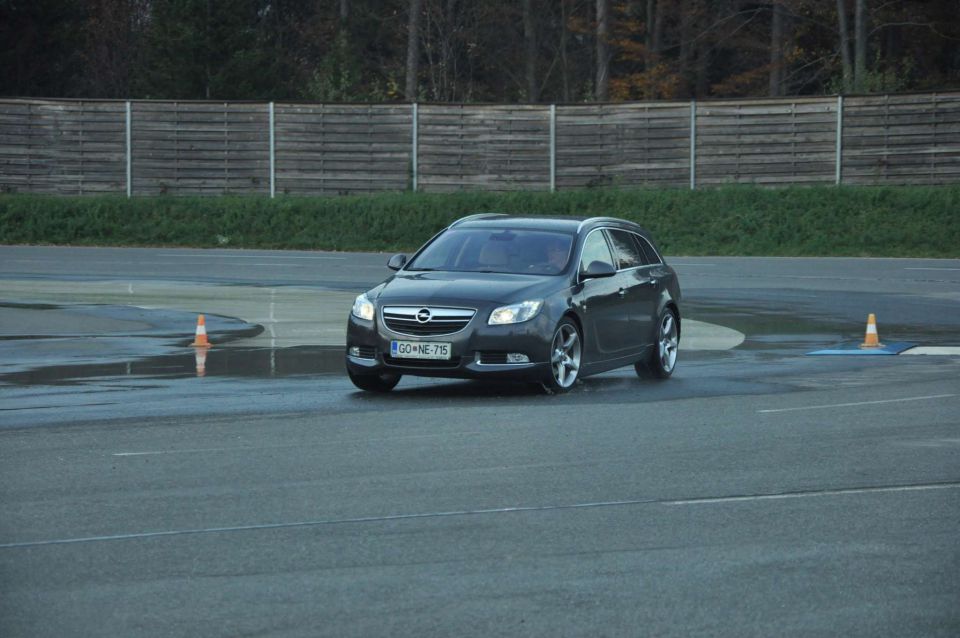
549 104 556 192
411 103 419 192
269 102 276 198
835 95 844 185
125 101 132 198
689 99 697 190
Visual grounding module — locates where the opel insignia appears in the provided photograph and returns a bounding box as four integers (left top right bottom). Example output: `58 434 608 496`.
345 214 681 393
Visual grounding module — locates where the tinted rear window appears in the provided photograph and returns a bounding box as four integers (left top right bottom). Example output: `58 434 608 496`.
607 229 645 269
633 234 662 264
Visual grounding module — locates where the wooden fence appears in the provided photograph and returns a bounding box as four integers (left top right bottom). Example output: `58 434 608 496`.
1 92 958 196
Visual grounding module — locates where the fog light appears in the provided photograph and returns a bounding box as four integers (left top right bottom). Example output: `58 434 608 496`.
507 353 530 363
348 346 360 357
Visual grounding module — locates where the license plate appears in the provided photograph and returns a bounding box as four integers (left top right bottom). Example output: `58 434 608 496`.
390 340 452 360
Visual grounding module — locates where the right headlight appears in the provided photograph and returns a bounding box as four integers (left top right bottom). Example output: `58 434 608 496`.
351 293 375 321
488 300 543 325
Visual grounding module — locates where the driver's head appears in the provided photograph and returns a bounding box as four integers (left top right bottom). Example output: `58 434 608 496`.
547 239 568 267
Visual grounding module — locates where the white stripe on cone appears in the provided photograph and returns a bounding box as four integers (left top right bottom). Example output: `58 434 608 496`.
195 347 207 377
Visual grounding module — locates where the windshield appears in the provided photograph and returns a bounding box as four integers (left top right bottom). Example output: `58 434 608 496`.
406 229 575 275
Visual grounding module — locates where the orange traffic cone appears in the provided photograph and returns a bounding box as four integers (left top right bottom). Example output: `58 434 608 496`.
191 314 212 348
860 313 882 349
194 346 208 377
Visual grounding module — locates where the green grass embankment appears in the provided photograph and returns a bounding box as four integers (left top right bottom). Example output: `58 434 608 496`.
1 186 957 257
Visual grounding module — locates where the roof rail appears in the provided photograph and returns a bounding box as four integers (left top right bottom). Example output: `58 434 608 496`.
576 216 623 233
449 213 509 228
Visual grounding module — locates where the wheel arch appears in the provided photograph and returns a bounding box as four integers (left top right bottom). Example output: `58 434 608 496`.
562 309 584 338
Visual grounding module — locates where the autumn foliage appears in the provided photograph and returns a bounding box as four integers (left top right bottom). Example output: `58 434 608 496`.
1 0 957 102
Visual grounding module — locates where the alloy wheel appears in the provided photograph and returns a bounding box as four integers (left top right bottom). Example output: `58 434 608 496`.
550 322 582 389
658 311 678 374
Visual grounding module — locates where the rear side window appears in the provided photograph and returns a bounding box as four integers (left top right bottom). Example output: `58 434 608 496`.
606 229 645 270
633 234 662 264
579 230 615 272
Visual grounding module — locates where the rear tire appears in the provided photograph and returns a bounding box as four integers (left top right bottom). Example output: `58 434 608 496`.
635 307 679 380
348 369 401 392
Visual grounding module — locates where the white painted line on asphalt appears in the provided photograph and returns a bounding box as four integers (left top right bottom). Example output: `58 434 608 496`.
113 432 484 457
114 447 253 457
0 499 659 549
901 347 960 356
905 267 960 271
4 481 958 549
664 482 960 506
758 394 956 414
146 260 341 267
157 253 346 260
4 255 344 269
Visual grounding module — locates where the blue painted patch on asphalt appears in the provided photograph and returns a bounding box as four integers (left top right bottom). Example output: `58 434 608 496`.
806 341 917 356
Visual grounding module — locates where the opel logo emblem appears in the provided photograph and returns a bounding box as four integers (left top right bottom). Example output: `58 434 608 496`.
416 308 432 323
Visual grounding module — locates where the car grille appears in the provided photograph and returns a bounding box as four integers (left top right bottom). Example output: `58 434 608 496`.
477 352 509 365
382 306 476 337
383 355 462 369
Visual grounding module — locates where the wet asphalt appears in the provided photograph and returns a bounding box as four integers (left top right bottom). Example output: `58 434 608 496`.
1 245 959 637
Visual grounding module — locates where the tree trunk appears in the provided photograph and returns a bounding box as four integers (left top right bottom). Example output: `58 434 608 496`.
645 0 655 71
679 1 692 97
836 0 853 93
205 0 212 99
560 0 570 102
652 0 663 61
695 35 709 99
523 0 538 101
404 0 421 101
854 0 867 91
595 0 610 101
769 1 783 96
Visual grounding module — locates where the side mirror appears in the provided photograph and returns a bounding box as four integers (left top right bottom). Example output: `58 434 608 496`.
581 260 617 279
387 254 407 271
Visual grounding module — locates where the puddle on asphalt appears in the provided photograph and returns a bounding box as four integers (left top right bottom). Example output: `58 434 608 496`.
684 299 954 352
0 346 347 386
3 301 951 387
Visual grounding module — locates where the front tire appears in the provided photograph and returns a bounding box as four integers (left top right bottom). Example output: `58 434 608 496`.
541 318 582 394
636 307 679 379
348 369 401 392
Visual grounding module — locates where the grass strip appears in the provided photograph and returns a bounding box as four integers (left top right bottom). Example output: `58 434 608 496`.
1 185 957 257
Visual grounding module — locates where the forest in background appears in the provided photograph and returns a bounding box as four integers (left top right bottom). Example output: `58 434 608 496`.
1 1 958 103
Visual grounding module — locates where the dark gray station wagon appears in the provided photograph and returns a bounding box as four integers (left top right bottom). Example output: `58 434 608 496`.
346 214 681 394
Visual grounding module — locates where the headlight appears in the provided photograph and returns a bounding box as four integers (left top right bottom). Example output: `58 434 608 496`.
351 293 375 321
488 300 543 325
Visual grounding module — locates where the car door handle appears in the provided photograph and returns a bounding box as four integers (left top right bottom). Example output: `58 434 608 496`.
642 279 657 286
618 288 627 297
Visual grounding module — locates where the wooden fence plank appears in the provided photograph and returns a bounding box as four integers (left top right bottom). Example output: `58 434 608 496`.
2 93 959 195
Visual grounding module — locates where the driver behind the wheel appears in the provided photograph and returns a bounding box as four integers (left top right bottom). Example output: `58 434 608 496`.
544 238 568 271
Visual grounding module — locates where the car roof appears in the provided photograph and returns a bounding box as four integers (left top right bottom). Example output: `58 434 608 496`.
449 213 651 237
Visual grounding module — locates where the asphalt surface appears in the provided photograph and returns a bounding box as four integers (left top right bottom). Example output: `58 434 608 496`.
1 245 959 637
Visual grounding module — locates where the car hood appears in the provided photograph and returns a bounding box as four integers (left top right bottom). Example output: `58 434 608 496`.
373 271 561 306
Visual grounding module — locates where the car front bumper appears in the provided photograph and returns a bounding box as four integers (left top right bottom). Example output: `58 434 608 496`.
345 310 556 381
